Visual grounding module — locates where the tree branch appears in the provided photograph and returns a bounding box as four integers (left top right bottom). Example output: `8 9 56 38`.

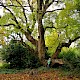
0 23 16 27
15 0 27 24
3 5 30 7
46 8 64 13
45 0 54 9
0 3 21 29
17 33 23 42
43 0 55 14
45 0 49 4
42 0 64 16
70 36 80 43
19 17 25 23
24 31 38 46
0 2 38 47
27 0 33 12
61 36 80 48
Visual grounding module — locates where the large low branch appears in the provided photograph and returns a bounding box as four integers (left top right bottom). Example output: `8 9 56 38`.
52 36 80 59
24 30 38 46
62 36 80 48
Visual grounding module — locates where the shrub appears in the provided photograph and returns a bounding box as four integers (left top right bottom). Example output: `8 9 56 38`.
58 48 80 70
1 42 41 69
0 62 10 69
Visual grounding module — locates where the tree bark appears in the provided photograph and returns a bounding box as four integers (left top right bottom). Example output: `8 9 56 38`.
52 46 61 59
37 0 45 60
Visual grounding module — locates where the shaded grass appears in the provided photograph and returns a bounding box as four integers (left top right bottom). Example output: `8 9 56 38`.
0 62 80 77
0 69 22 74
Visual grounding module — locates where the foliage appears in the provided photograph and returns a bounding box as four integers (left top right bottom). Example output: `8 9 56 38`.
45 0 80 58
55 0 80 42
75 0 80 11
0 27 6 45
45 29 59 55
58 48 80 70
1 41 41 69
0 62 10 69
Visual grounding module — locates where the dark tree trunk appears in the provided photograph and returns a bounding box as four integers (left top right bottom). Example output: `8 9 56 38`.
37 0 45 60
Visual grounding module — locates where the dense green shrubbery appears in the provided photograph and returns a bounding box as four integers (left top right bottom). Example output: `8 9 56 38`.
1 41 41 69
58 48 80 70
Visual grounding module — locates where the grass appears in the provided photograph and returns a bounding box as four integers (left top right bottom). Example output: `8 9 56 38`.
0 62 26 74
0 69 22 74
0 61 80 77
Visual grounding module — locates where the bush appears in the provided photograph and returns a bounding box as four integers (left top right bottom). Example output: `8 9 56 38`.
1 42 41 69
0 62 10 69
58 48 80 70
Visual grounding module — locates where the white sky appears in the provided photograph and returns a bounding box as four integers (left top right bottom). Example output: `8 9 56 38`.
0 7 3 16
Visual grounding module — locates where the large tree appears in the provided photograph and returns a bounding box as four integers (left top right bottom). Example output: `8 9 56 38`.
0 0 80 62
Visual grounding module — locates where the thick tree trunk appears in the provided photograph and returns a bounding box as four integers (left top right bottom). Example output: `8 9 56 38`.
38 27 45 60
37 0 45 60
